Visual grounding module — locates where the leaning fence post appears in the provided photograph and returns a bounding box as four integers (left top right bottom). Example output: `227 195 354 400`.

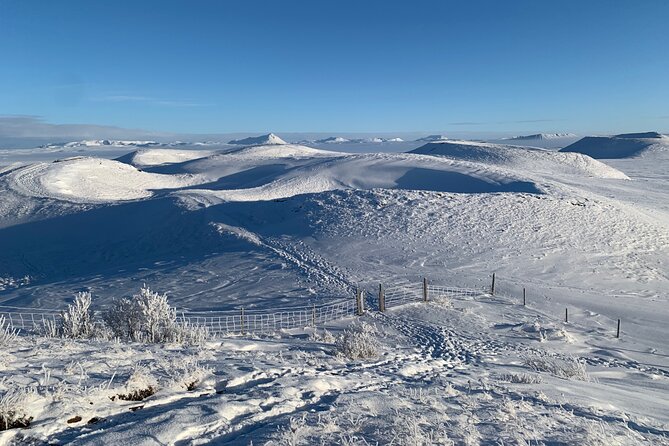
423 277 428 302
616 319 621 338
240 307 245 335
378 283 385 312
356 289 363 316
491 273 496 295
523 288 526 306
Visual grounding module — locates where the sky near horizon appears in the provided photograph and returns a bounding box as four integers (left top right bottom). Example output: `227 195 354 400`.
1 0 668 137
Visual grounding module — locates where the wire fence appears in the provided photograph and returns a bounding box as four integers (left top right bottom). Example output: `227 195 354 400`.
0 279 489 337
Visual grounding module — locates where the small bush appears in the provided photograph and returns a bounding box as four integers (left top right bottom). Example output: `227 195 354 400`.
158 356 213 391
116 387 155 402
336 322 379 360
38 317 58 338
0 315 19 346
0 388 33 431
101 285 206 344
499 372 543 384
112 366 157 402
310 328 336 343
524 355 588 381
60 291 95 339
168 320 209 346
272 414 309 446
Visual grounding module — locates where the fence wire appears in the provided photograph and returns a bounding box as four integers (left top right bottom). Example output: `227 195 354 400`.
0 280 487 336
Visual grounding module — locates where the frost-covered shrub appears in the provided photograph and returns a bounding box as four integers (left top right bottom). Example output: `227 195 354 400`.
112 365 157 402
158 356 213 391
135 286 176 343
101 296 142 341
499 372 543 384
60 291 95 339
168 319 209 346
38 317 58 338
0 315 19 346
101 285 207 345
524 355 589 381
336 321 379 360
0 388 33 431
390 413 453 446
310 328 336 343
271 414 309 446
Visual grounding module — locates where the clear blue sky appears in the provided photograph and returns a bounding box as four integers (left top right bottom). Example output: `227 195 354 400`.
1 0 668 135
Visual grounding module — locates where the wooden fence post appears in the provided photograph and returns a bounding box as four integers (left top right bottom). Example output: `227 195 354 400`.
423 277 428 302
356 289 363 316
523 288 526 306
616 319 621 338
240 307 245 335
565 308 568 323
491 273 496 295
312 304 316 327
378 283 385 312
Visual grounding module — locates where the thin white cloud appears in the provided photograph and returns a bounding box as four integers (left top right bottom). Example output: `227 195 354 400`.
93 95 210 107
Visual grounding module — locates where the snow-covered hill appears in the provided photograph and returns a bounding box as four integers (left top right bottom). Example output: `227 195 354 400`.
409 140 628 179
0 138 640 301
227 133 287 145
560 132 669 159
1 134 668 444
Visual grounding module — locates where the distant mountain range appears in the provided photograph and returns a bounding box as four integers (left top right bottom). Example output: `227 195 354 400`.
309 136 405 144
414 134 449 142
505 133 577 141
40 139 161 149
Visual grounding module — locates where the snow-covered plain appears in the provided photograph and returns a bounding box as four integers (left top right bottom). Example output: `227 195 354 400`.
1 133 668 444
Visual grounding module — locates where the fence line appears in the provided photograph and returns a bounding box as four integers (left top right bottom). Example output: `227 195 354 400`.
0 280 487 336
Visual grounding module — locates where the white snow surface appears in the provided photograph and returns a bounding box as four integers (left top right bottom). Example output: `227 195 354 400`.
1 135 668 444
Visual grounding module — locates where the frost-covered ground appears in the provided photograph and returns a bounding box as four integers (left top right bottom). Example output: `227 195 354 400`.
0 134 668 444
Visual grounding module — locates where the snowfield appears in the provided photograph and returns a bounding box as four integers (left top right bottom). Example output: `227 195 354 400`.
0 134 668 444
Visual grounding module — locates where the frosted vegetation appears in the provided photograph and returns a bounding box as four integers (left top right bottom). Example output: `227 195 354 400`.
49 286 208 345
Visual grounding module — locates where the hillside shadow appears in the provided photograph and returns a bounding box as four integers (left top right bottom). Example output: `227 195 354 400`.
395 168 541 194
0 197 222 283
